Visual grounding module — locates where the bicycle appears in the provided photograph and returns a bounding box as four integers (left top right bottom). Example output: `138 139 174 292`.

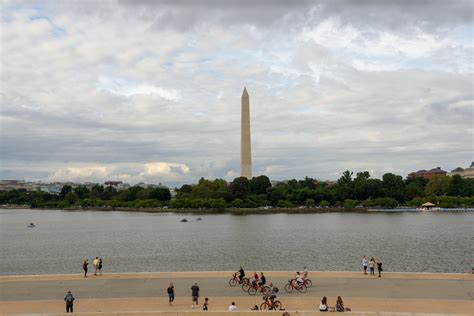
303 278 312 288
260 295 282 310
229 273 249 286
284 279 307 293
242 282 271 295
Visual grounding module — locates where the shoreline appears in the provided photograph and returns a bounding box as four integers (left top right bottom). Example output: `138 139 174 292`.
1 271 473 282
2 205 474 214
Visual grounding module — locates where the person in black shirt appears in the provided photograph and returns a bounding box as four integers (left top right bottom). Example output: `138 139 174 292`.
167 283 175 306
238 266 245 282
377 261 383 277
191 281 200 308
82 260 88 278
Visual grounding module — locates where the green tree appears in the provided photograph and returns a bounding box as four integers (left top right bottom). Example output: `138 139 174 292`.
65 192 79 205
73 186 90 199
249 175 272 195
425 175 451 196
447 175 464 196
382 173 404 201
149 187 171 201
318 200 330 207
230 177 250 199
60 185 72 199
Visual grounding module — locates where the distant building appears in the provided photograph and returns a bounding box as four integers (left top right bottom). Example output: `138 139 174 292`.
408 167 447 179
0 180 39 191
448 162 474 179
40 184 62 194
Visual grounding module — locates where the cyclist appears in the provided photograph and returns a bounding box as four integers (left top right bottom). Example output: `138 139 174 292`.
237 266 245 283
257 272 266 291
294 271 304 288
250 272 259 288
303 266 309 279
268 286 279 309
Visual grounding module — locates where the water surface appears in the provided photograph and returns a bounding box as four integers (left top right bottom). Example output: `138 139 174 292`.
0 209 472 275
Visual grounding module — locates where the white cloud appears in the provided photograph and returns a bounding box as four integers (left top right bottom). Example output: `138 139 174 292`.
1 1 473 186
47 162 191 184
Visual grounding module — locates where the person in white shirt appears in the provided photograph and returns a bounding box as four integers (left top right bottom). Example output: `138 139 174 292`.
303 266 308 279
362 256 368 274
228 302 237 311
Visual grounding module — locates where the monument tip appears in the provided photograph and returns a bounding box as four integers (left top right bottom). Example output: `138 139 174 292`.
242 87 249 97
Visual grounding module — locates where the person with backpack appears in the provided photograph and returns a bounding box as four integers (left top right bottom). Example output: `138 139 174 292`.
64 291 75 313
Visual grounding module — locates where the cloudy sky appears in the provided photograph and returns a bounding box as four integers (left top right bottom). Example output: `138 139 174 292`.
1 0 473 186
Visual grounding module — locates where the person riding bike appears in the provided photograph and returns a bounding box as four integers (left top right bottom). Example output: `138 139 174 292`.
292 271 304 288
257 272 266 291
303 266 308 279
251 272 259 287
237 266 245 282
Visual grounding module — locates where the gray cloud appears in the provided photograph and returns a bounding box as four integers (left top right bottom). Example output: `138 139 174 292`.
0 0 472 186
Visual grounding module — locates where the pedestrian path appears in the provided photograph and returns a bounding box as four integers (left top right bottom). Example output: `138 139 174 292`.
0 272 472 315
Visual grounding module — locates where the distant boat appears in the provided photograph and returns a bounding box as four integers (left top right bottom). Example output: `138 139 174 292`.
27 223 36 228
180 218 188 222
196 217 202 221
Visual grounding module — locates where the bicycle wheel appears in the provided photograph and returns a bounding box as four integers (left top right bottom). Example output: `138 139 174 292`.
272 301 282 310
304 279 312 287
261 286 271 295
248 287 257 295
297 283 307 293
242 277 250 285
260 302 268 310
241 283 250 292
284 283 293 293
229 278 237 286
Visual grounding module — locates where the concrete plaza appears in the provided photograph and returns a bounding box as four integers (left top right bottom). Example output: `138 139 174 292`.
0 272 472 315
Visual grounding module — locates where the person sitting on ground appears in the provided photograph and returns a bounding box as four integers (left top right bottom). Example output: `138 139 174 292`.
251 304 259 310
238 266 245 282
335 296 344 312
319 296 329 312
228 301 238 311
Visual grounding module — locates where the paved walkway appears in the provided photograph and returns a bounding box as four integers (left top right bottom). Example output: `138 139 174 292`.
0 272 473 315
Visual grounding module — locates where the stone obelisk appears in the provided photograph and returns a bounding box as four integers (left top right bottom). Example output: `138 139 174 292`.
241 87 252 179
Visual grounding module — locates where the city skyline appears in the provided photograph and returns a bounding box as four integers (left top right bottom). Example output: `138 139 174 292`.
1 1 472 187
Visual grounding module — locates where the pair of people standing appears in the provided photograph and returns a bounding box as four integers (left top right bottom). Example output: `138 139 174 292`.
82 257 103 277
362 256 383 277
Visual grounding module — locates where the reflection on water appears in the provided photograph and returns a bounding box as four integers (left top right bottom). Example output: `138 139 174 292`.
0 209 472 275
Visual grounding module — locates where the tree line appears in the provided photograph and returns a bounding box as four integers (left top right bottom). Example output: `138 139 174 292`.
1 172 473 209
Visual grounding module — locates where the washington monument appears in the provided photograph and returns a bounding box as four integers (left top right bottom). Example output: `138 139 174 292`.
241 87 252 179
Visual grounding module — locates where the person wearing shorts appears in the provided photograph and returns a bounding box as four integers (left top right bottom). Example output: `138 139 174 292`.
191 281 199 308
362 256 368 274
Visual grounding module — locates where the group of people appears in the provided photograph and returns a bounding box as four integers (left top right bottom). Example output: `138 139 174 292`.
362 256 383 277
82 257 103 277
319 296 345 312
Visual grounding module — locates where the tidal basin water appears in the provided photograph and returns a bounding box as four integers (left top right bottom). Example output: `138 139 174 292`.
0 209 472 275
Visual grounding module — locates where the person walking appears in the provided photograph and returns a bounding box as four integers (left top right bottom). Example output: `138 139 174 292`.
362 256 368 274
369 258 375 276
93 257 99 276
377 260 383 277
191 281 200 308
64 291 75 313
167 282 175 306
98 258 103 275
202 297 209 310
82 259 88 278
